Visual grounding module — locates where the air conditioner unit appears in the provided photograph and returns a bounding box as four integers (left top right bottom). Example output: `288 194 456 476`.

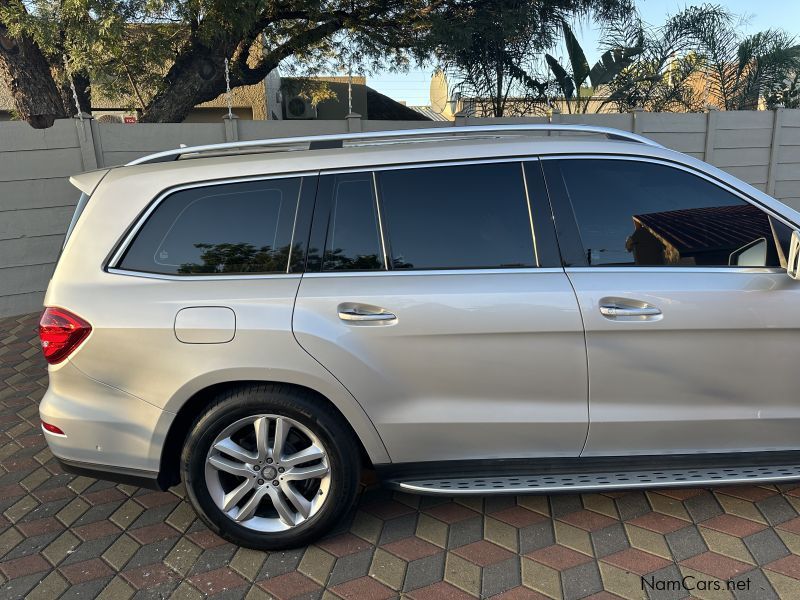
283 95 317 119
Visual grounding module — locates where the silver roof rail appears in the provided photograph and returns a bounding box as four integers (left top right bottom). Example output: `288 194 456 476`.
125 124 663 166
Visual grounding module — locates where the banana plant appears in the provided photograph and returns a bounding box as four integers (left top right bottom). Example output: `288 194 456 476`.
546 21 643 113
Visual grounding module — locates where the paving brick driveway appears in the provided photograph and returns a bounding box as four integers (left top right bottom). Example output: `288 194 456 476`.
4 313 800 599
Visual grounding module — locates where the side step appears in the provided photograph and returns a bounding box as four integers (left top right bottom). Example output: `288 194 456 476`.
386 464 800 495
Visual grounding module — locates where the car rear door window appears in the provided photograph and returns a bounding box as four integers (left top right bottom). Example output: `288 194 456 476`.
375 162 536 270
322 174 384 271
119 178 301 275
552 159 792 267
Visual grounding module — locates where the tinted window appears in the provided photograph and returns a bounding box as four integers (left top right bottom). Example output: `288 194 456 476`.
557 159 791 267
322 174 383 271
120 178 301 275
376 163 535 270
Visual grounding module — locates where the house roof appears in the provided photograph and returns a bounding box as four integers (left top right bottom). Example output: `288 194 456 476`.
408 106 450 121
365 87 430 121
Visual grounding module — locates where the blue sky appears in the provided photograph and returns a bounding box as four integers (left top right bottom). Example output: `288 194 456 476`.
364 0 800 106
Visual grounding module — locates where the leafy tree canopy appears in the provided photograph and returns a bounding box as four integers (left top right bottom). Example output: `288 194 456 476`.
0 0 430 126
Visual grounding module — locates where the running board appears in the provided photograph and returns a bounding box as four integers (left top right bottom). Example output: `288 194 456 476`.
386 464 800 495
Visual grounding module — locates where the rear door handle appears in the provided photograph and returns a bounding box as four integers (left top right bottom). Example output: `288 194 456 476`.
337 303 397 323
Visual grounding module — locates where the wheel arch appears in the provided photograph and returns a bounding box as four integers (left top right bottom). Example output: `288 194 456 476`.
158 379 386 487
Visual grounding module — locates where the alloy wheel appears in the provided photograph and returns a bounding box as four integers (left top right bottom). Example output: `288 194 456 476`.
204 414 330 532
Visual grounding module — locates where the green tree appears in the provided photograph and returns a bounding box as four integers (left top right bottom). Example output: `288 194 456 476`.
0 0 431 127
693 9 800 110
548 3 800 113
544 20 643 113
427 0 632 117
599 4 728 112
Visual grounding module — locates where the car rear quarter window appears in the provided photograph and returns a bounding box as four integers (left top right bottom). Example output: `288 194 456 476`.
553 159 792 268
375 162 536 270
118 178 301 275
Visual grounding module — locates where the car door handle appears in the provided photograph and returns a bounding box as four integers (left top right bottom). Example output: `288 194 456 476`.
599 303 662 318
337 303 397 323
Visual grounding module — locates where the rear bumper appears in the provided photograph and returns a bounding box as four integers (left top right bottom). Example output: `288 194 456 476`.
39 360 174 478
55 456 167 490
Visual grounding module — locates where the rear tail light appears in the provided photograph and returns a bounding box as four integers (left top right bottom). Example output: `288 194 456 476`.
38 307 92 364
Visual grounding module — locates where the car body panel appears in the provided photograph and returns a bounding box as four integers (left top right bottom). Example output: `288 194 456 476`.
567 267 800 455
293 269 588 463
38 360 171 472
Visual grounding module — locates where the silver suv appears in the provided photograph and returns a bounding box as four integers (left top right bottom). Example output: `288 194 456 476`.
38 125 800 549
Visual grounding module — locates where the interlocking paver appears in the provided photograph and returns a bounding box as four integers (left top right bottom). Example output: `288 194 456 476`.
0 311 797 599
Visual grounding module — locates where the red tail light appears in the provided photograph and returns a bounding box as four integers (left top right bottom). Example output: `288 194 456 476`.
41 421 66 436
38 307 91 364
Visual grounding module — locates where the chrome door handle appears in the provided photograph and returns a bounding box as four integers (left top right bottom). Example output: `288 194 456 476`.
338 310 396 322
337 303 397 322
599 304 662 317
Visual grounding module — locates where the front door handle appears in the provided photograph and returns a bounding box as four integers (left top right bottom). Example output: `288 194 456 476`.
599 304 662 317
337 303 397 323
598 298 662 320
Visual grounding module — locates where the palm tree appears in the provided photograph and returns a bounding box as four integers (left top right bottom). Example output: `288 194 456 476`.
600 4 729 112
544 21 643 113
547 3 800 114
545 5 726 113
689 9 800 110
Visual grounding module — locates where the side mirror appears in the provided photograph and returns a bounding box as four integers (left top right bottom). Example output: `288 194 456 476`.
729 237 767 267
788 230 800 280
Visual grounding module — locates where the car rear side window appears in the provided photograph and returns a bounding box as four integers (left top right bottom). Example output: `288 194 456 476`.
375 162 536 270
118 178 301 275
554 159 792 268
322 174 383 271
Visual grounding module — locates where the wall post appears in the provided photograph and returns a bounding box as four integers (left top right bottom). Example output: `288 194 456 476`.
74 113 99 170
631 106 644 134
548 106 561 135
453 110 468 127
223 113 240 142
704 106 718 165
767 106 784 196
346 112 363 132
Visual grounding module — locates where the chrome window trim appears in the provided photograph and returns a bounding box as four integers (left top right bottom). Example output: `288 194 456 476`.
106 171 317 276
303 267 565 278
371 171 390 270
286 177 304 268
520 161 540 266
106 268 302 281
565 266 787 275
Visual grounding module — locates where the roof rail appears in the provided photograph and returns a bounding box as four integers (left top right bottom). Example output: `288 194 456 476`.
125 124 662 166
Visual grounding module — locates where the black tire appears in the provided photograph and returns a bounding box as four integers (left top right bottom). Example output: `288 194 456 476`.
181 383 361 550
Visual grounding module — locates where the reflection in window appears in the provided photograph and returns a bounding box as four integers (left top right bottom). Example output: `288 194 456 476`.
322 176 383 271
120 179 301 275
558 159 791 267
